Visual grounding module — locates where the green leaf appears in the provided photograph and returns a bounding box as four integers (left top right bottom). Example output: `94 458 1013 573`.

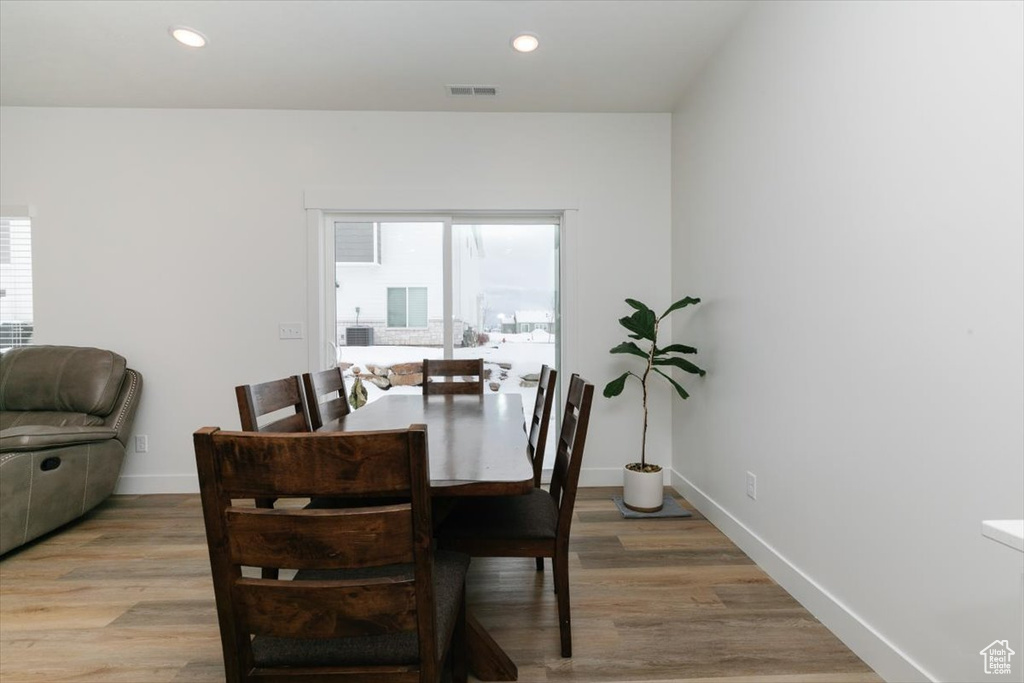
610 341 648 359
654 343 698 355
618 315 639 334
660 296 701 320
603 372 631 398
618 309 656 341
624 298 653 315
653 368 690 400
653 356 706 376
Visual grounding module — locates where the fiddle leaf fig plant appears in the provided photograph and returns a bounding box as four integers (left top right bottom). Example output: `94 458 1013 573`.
604 297 706 471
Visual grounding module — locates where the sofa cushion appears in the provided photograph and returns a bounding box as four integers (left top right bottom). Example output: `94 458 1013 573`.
0 411 105 430
0 425 119 452
0 346 127 416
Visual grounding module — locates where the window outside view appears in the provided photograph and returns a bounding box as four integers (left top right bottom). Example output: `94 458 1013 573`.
0 217 33 350
333 220 558 435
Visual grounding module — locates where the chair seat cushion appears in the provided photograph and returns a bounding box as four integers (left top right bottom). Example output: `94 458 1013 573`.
0 425 118 452
251 550 469 668
0 411 105 431
438 488 558 540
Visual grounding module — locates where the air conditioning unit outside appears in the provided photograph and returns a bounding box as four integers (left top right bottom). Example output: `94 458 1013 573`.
345 327 373 346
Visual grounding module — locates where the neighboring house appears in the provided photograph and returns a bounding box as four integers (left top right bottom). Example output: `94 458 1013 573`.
334 220 484 346
497 313 516 334
513 310 554 334
979 640 1015 676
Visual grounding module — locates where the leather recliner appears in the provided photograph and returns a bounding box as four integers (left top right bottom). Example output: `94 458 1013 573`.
0 345 142 555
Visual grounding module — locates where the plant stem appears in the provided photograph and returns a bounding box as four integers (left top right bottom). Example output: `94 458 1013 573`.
639 318 659 468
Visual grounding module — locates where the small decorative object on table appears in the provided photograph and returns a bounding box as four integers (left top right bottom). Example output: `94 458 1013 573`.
604 297 705 512
348 374 368 409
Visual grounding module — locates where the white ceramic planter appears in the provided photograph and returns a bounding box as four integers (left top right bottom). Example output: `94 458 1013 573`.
622 465 664 512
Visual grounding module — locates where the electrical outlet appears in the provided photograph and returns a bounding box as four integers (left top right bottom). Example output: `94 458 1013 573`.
746 471 757 500
134 435 148 453
278 322 304 340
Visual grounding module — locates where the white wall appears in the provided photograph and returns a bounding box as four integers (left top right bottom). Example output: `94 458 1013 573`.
672 2 1023 682
0 108 671 491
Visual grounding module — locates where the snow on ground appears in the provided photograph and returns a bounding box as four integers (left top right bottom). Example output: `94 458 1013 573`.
335 331 556 423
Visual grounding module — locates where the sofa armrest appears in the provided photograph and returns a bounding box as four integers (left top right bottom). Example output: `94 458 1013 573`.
0 426 119 453
104 368 143 446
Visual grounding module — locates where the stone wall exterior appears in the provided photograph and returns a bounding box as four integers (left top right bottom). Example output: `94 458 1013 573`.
338 318 466 347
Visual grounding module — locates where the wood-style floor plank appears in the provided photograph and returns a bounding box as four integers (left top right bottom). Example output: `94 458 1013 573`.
0 488 881 683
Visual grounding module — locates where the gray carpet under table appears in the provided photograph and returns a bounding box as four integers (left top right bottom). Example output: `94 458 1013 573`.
612 494 693 519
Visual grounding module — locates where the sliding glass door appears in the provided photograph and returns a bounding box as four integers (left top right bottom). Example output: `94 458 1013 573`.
332 220 445 395
451 221 558 433
324 215 559 438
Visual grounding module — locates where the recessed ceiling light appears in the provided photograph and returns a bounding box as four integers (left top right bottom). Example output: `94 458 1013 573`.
170 26 207 48
511 33 539 53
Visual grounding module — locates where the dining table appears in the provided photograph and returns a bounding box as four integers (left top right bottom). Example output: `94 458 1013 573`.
323 392 532 681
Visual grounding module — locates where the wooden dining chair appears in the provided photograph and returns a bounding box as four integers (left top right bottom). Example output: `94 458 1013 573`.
194 426 469 683
235 375 312 433
422 358 484 396
527 365 557 488
234 375 313 578
302 367 351 431
436 374 594 658
526 365 558 572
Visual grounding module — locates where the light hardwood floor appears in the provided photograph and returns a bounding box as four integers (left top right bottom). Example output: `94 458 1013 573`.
0 488 881 683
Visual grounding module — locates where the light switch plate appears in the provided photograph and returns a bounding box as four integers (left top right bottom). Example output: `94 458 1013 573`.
279 323 304 340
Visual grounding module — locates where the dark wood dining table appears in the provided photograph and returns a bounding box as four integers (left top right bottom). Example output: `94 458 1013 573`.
322 392 531 681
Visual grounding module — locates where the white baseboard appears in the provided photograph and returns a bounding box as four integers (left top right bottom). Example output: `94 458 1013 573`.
115 474 199 495
577 466 628 487
669 468 934 683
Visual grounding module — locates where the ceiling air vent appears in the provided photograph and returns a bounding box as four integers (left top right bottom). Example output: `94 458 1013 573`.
446 85 499 98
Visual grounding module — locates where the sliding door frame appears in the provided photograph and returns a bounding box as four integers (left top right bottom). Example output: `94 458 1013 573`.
308 211 564 370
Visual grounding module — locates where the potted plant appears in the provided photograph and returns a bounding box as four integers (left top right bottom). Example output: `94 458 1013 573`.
604 297 706 512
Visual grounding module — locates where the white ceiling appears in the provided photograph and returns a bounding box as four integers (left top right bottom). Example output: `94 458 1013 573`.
0 0 749 113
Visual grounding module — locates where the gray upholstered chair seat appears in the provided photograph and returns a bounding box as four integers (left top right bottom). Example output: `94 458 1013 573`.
438 488 558 540
252 550 470 667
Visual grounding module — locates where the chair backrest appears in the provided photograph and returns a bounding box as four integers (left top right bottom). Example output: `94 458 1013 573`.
548 374 594 542
235 376 311 433
193 426 439 682
527 365 557 487
302 367 351 430
421 359 484 396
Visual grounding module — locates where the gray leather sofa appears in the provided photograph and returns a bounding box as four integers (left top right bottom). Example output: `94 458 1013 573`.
0 346 142 555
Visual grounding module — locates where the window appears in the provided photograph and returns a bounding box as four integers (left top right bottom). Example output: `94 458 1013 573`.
387 287 428 328
0 216 34 349
0 222 10 264
315 209 563 471
335 221 380 264
321 213 560 452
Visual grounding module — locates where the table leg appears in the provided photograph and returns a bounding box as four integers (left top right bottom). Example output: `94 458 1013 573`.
467 611 518 681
